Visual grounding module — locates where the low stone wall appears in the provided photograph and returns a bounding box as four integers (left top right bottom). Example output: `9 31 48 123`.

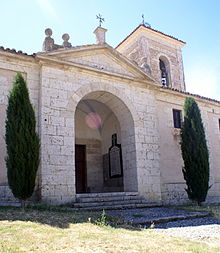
0 183 40 203
206 182 220 204
161 182 189 205
162 181 220 205
0 185 16 202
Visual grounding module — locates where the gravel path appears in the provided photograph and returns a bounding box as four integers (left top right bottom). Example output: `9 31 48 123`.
107 207 210 224
106 207 220 244
154 217 220 244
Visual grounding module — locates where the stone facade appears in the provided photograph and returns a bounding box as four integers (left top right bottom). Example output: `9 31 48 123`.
0 24 219 205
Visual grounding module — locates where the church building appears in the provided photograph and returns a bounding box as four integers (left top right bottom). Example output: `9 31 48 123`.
0 23 220 207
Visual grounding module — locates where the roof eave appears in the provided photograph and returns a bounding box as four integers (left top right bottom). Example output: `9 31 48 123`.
116 24 186 50
37 42 157 83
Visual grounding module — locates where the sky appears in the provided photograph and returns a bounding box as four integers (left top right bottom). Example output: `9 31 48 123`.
0 0 220 100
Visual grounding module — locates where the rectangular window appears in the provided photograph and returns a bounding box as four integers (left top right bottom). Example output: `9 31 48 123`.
218 119 220 131
173 109 182 128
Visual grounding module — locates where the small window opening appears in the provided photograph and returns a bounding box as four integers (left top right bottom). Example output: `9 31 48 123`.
218 119 220 131
173 109 182 128
159 59 169 87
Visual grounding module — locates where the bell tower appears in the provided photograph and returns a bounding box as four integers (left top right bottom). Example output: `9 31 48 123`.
116 24 186 91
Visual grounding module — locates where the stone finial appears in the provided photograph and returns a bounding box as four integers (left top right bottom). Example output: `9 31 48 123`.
62 33 72 48
42 28 55 51
93 26 107 44
45 28 52 37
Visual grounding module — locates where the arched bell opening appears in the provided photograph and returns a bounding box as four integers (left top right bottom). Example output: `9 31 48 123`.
159 56 171 87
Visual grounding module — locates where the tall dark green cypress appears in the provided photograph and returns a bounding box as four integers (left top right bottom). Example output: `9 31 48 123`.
5 73 40 208
181 97 210 205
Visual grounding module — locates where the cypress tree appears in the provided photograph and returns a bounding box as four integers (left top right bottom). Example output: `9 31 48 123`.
181 97 210 205
5 73 40 208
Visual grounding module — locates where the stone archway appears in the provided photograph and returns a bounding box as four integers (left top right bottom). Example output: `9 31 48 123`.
40 80 161 204
73 89 138 193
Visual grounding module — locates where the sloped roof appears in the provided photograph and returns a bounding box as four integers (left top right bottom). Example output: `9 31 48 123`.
0 45 34 57
36 43 157 83
0 44 219 106
116 24 186 49
161 86 220 105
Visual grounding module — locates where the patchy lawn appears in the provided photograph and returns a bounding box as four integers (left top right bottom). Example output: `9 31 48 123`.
0 206 220 253
177 204 220 219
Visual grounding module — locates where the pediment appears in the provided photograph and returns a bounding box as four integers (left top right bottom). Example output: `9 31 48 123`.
38 44 156 82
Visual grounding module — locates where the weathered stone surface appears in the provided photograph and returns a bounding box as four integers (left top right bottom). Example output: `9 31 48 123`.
93 26 107 44
0 25 219 206
117 25 185 90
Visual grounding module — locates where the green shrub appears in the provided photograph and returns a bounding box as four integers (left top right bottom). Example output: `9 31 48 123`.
5 73 40 209
181 97 210 205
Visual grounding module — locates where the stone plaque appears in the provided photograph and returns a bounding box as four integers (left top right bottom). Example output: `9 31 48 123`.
109 134 123 178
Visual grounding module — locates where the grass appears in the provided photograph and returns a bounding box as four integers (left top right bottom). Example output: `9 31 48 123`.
0 205 220 253
177 203 220 219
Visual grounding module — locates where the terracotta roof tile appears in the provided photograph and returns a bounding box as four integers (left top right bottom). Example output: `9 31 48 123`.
162 86 220 105
0 46 34 57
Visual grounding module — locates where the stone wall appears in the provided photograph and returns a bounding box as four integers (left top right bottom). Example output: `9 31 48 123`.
0 42 219 206
38 59 161 204
155 88 220 204
75 138 103 193
0 53 39 201
0 185 16 202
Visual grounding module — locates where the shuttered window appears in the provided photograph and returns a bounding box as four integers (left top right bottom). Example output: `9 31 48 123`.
173 109 182 128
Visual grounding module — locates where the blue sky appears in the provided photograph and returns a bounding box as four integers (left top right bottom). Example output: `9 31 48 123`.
1 0 220 100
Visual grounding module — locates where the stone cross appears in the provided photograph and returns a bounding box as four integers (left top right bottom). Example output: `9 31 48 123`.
112 133 117 146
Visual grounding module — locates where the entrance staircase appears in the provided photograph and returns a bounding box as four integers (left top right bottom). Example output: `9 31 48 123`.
73 192 160 210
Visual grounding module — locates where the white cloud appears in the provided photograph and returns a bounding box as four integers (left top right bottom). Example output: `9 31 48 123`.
36 0 58 20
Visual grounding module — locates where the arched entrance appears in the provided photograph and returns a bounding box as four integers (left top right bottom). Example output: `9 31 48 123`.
74 91 137 194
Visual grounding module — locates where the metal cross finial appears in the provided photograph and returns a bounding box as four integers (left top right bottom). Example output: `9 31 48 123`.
142 14 145 25
141 14 151 28
96 14 105 27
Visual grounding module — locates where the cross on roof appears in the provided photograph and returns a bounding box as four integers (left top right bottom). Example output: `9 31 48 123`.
142 14 145 25
141 14 151 28
96 14 105 27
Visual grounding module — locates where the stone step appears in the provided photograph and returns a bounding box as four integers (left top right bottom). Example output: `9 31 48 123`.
76 195 144 203
72 202 160 211
73 192 160 211
0 201 21 207
76 192 139 199
73 198 150 208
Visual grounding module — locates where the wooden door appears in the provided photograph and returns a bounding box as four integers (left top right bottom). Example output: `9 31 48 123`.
75 145 87 193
